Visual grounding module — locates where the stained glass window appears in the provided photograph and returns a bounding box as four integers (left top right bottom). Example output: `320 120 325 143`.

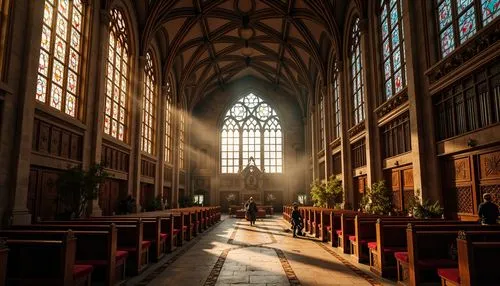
318 94 325 150
164 80 173 163
141 52 156 155
437 0 499 58
179 108 185 169
220 93 282 173
380 0 406 100
350 17 365 126
104 9 129 142
332 64 341 140
36 0 85 117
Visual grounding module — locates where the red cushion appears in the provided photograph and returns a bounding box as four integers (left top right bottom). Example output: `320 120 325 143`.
394 252 408 263
160 233 168 240
182 226 188 231
368 242 377 250
382 246 406 253
417 259 457 269
336 230 342 235
73 264 93 278
119 247 137 253
326 226 332 231
348 235 356 242
142 240 151 249
116 250 128 262
438 268 460 283
173 229 180 235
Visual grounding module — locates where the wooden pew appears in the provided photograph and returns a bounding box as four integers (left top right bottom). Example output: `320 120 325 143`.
403 224 500 286
1 226 122 286
0 238 8 286
4 231 93 286
438 230 500 286
172 213 185 246
16 221 147 276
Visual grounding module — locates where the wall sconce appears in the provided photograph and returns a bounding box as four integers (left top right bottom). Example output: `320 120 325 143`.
467 138 477 148
359 171 362 175
394 160 399 166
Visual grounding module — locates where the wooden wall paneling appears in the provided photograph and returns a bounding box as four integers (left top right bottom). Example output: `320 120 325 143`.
38 169 60 220
27 169 39 222
140 183 155 209
99 179 124 216
402 168 414 210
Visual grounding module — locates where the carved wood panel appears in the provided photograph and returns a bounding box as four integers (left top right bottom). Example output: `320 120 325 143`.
386 166 414 212
479 151 500 180
403 169 414 189
32 118 82 161
141 159 155 178
140 183 155 209
453 157 471 182
101 144 129 172
99 179 123 216
28 167 63 221
455 186 474 214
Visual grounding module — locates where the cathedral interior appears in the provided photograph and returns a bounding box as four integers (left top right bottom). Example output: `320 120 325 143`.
0 0 499 285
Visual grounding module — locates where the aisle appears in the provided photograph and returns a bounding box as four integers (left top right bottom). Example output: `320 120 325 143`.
133 217 392 286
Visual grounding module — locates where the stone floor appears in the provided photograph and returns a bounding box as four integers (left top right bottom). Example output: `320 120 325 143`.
127 216 395 286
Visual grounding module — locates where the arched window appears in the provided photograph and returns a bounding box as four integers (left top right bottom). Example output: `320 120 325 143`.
331 63 341 139
164 80 173 163
380 0 406 100
437 0 499 58
318 94 325 149
36 0 86 117
350 17 365 126
178 107 186 169
220 93 283 173
141 52 156 154
104 9 129 142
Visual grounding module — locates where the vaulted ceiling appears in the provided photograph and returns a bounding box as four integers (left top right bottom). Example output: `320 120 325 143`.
133 0 346 109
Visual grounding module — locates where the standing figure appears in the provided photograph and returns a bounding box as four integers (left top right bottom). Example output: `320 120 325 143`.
246 197 258 226
478 193 499 225
291 204 304 237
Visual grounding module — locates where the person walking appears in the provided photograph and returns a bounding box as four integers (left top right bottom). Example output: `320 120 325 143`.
291 203 304 237
478 193 499 225
246 197 258 226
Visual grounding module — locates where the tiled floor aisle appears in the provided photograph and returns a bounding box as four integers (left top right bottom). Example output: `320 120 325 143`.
143 217 393 286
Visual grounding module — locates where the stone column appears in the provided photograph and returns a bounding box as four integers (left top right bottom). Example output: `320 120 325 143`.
322 85 332 179
359 17 382 186
89 9 112 217
310 108 318 181
132 55 146 212
171 93 179 208
10 0 45 224
157 85 168 208
403 0 441 201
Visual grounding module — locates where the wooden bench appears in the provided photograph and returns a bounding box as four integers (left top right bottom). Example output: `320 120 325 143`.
438 230 500 286
16 221 148 276
0 238 8 286
402 224 500 286
1 226 123 286
4 231 93 286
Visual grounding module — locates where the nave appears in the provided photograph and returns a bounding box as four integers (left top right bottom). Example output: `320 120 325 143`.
132 217 390 286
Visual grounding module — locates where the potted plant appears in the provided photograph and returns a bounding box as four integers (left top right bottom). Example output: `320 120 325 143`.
57 163 109 218
408 189 444 219
360 181 393 215
310 177 344 208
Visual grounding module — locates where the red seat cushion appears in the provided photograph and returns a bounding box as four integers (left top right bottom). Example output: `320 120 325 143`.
438 268 460 283
417 259 457 269
73 264 93 279
348 235 356 242
182 225 188 231
173 229 180 235
336 230 342 235
326 226 332 231
119 247 137 253
160 233 168 240
142 240 151 249
368 242 377 250
394 252 408 263
116 250 128 263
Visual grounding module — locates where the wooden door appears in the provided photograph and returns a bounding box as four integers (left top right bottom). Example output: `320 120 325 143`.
354 175 367 209
163 187 171 209
385 166 414 213
28 168 62 221
100 179 122 216
140 183 155 209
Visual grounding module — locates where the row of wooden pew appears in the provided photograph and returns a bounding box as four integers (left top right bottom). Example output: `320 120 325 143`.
0 206 221 286
283 206 500 286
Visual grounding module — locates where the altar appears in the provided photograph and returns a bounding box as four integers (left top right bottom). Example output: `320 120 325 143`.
234 208 267 219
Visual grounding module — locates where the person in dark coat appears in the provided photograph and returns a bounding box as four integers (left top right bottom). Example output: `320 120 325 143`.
478 193 499 225
245 197 258 226
291 204 304 237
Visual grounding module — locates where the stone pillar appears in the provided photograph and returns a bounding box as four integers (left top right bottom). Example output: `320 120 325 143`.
88 9 112 217
310 108 318 181
358 17 382 186
403 0 441 201
171 94 179 208
157 85 168 208
10 0 45 224
132 55 146 212
322 85 331 179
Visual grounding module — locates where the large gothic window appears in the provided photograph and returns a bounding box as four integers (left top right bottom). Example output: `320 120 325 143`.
437 0 499 58
179 108 185 169
164 80 173 163
141 52 156 154
104 9 129 142
36 0 86 117
350 17 365 126
380 0 406 100
331 64 341 139
221 93 282 174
